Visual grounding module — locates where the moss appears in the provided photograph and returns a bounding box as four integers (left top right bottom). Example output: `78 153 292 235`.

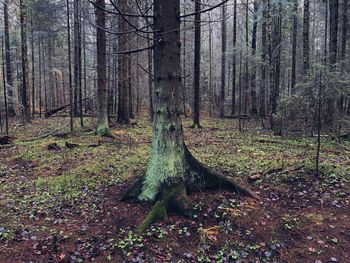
96 124 114 137
139 111 186 201
138 200 168 232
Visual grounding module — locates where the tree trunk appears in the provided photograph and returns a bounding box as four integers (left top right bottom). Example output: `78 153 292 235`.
250 0 258 116
147 0 154 121
73 0 82 121
220 3 227 118
3 0 15 117
291 0 298 94
260 2 267 118
271 1 282 115
329 0 339 66
117 0 130 124
20 0 31 123
244 0 249 116
341 0 348 61
303 0 310 75
193 0 201 128
66 0 73 131
31 13 35 118
1 37 9 134
95 0 111 136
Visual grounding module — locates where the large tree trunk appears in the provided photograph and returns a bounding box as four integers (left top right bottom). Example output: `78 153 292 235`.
122 0 256 232
220 3 227 118
95 0 111 136
193 0 201 128
20 0 31 123
3 0 15 117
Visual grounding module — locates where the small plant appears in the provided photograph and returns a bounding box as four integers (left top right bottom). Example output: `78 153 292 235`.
116 229 144 257
282 215 300 230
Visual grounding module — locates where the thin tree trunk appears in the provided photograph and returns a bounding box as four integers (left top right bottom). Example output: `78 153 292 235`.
1 37 9 134
329 0 339 66
117 0 130 124
193 0 201 128
31 13 35 118
208 17 213 117
291 0 298 94
250 0 258 116
244 0 249 116
38 37 42 118
260 2 267 118
3 0 15 117
220 3 227 118
303 0 310 75
95 0 111 136
341 0 348 61
20 0 31 123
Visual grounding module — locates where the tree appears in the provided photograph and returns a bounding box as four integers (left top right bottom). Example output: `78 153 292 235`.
117 0 130 124
329 0 339 66
231 0 237 117
95 0 111 136
122 0 255 232
341 0 348 61
244 0 249 116
3 0 15 117
291 0 298 94
220 3 227 118
73 0 83 127
303 0 310 75
20 0 31 122
193 0 201 128
260 2 267 118
66 0 73 131
250 0 259 116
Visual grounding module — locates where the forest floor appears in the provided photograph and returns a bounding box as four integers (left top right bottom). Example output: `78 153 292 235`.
0 116 349 263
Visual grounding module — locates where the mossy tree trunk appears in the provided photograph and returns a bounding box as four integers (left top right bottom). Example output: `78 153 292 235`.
95 0 111 136
122 0 256 232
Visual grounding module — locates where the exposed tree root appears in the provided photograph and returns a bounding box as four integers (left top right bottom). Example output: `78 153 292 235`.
122 145 258 232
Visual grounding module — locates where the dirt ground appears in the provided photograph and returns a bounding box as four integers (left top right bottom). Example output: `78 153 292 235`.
0 116 349 262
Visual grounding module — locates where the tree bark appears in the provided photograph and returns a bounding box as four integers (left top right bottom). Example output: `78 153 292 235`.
20 0 31 122
193 0 201 128
260 2 267 117
341 0 348 61
303 0 310 75
117 0 130 124
250 0 258 116
329 0 339 66
220 3 227 118
95 0 111 136
291 0 298 94
3 0 15 117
